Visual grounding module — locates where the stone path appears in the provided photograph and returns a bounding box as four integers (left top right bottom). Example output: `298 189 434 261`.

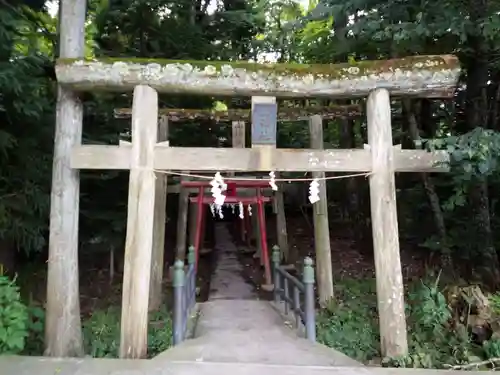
155 223 362 367
206 224 256 300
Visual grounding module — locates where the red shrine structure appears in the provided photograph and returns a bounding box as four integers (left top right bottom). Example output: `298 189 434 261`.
181 179 274 286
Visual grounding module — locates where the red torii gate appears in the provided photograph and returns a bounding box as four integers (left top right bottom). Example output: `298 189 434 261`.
181 179 274 286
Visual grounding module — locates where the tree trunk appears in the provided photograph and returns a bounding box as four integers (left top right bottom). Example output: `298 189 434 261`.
45 0 86 357
462 0 500 284
402 99 452 273
176 178 190 261
274 172 291 264
339 117 362 217
471 178 499 284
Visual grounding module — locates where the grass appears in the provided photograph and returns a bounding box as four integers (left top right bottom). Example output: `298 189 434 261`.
16 303 173 358
82 306 173 358
316 277 500 369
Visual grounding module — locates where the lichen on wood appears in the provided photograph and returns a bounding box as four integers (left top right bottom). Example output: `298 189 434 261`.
56 55 461 98
113 105 362 121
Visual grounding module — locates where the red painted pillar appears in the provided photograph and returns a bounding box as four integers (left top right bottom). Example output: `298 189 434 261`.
226 182 236 197
257 190 272 286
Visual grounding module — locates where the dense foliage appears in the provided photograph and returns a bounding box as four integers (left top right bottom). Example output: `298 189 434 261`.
0 276 28 354
0 275 172 357
82 306 172 358
3 0 500 367
317 277 500 369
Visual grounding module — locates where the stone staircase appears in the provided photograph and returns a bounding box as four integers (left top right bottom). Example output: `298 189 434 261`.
155 223 361 367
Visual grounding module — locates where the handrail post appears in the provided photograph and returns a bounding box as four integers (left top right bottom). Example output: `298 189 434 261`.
303 257 316 342
187 245 196 310
272 245 281 303
173 259 185 346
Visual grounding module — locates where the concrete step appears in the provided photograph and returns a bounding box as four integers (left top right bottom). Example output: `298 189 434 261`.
0 356 486 375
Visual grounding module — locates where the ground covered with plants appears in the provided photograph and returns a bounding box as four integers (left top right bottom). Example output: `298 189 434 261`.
284 216 500 370
0 273 173 357
316 278 500 369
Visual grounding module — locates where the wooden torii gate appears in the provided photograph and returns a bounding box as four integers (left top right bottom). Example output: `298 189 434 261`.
50 14 460 361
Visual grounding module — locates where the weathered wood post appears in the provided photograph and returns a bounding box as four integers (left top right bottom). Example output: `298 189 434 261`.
367 88 408 357
275 175 290 265
231 121 245 241
309 115 334 305
119 85 158 359
251 96 277 289
45 0 86 357
248 98 289 264
149 115 169 311
232 120 246 149
176 173 190 260
188 200 197 247
252 209 263 264
252 96 278 291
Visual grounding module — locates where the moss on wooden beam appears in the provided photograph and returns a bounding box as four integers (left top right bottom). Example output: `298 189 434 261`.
56 55 461 98
113 105 362 121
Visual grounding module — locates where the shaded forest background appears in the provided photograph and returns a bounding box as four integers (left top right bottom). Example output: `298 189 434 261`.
3 0 500 368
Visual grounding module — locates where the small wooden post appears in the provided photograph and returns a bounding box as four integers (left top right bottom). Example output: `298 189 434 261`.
119 85 158 359
176 173 190 260
252 208 263 264
251 96 277 288
231 121 246 242
309 115 334 305
45 0 86 357
199 203 207 253
248 96 290 266
274 172 290 265
232 120 245 149
149 115 169 311
367 88 408 357
188 202 197 247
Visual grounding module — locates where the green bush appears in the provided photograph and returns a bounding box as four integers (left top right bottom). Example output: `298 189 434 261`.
148 307 173 355
83 307 121 358
317 280 500 368
483 339 500 359
385 279 472 368
0 276 29 354
316 278 485 368
316 279 380 361
317 304 379 361
82 306 173 358
23 305 45 355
